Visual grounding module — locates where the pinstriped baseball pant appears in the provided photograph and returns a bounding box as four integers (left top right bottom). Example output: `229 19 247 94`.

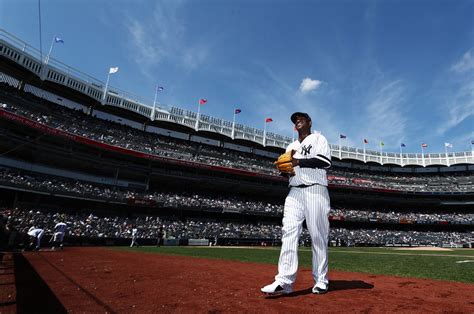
275 184 330 286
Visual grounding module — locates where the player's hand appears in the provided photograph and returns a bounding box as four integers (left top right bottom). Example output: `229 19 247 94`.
275 150 296 176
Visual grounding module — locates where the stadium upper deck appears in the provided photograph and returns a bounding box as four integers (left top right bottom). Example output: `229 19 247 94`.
1 28 473 168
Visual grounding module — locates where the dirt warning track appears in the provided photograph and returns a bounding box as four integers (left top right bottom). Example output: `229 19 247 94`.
19 247 474 313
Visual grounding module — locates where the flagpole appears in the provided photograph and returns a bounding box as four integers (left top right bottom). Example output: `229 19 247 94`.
338 137 341 160
400 145 403 167
380 143 383 164
363 142 366 163
231 109 236 140
195 99 201 131
102 71 111 104
445 145 449 167
421 145 425 167
263 119 267 147
41 35 57 80
44 35 55 66
152 86 159 121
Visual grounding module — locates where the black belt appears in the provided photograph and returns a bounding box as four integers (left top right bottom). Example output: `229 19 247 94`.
291 183 318 188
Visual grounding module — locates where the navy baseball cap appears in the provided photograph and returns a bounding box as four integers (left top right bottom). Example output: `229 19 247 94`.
291 112 311 124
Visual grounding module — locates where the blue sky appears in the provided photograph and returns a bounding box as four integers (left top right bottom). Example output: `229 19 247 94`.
1 0 473 153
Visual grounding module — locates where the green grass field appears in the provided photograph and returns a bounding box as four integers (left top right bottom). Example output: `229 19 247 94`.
118 246 474 284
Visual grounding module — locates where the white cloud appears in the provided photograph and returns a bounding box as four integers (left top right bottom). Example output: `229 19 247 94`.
451 49 474 73
246 64 337 140
124 1 208 74
435 48 474 135
299 77 323 94
360 80 408 146
182 46 209 71
437 80 474 135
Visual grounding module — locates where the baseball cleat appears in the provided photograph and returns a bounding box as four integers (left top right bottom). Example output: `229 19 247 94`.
261 281 293 295
312 283 329 294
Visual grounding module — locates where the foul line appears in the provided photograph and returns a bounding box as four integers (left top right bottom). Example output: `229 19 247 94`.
181 246 474 259
329 250 474 259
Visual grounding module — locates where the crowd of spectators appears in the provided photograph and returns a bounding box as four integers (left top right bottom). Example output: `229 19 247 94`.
328 169 473 192
330 208 474 225
0 207 282 240
2 167 474 224
1 99 274 175
2 208 473 247
0 167 282 215
330 228 472 247
1 97 473 193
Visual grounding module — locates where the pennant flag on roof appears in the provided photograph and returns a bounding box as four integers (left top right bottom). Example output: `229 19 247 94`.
400 143 406 147
265 118 273 123
235 109 241 114
444 142 453 148
109 67 119 74
380 141 385 146
363 139 368 144
157 86 164 91
339 134 346 139
199 98 207 105
54 37 64 44
421 143 428 148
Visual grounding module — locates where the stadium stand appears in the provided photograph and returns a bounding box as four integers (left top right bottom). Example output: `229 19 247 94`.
1 167 474 224
1 98 473 193
2 207 473 248
1 29 473 250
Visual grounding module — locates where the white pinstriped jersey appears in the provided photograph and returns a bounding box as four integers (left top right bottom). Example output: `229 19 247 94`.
287 132 331 187
54 222 67 233
27 228 43 237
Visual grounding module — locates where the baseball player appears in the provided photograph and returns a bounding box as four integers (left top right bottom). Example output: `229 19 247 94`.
130 225 140 247
51 221 67 250
156 226 163 247
261 112 331 295
27 226 45 251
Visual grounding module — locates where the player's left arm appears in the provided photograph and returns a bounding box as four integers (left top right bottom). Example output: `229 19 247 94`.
293 135 331 169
